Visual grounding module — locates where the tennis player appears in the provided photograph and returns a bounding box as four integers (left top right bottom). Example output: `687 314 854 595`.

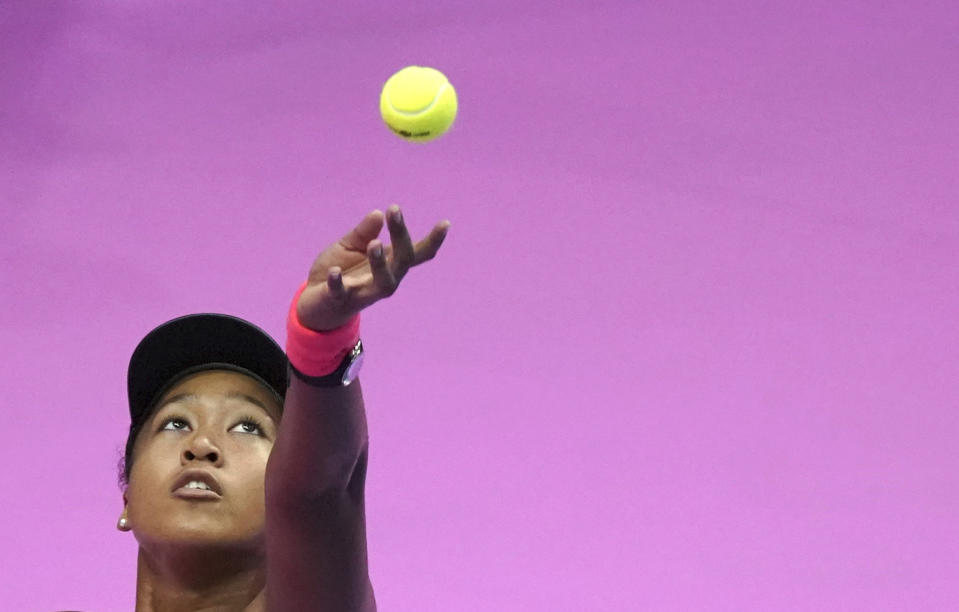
115 206 448 611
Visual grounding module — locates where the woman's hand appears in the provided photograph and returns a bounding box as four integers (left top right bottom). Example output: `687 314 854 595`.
296 205 450 331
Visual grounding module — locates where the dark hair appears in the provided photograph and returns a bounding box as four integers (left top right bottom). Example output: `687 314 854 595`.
117 422 144 492
117 400 170 492
116 371 284 492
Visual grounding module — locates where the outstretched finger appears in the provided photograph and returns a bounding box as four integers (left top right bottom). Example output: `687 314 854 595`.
368 240 397 296
412 220 451 266
327 267 348 301
386 204 415 282
339 210 385 252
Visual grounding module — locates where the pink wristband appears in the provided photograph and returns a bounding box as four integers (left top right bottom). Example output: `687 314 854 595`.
285 280 361 377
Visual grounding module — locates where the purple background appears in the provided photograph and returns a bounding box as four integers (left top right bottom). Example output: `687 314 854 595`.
2 1 958 610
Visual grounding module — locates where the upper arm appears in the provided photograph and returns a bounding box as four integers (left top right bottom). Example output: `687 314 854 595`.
264 445 376 611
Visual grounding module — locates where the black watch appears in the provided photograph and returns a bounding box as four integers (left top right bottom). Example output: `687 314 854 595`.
288 339 364 388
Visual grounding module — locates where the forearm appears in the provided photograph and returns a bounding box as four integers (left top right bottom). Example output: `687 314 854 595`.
263 375 376 611
266 376 370 496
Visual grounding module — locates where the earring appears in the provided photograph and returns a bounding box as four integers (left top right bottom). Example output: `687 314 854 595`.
117 517 129 530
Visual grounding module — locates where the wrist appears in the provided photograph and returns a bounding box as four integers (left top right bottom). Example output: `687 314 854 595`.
286 280 361 377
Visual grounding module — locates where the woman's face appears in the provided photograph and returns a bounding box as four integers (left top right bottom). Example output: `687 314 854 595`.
124 369 282 552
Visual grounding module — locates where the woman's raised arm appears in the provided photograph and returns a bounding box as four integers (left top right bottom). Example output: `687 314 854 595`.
263 206 449 611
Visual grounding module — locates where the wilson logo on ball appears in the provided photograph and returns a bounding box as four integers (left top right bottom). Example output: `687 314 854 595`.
380 66 458 143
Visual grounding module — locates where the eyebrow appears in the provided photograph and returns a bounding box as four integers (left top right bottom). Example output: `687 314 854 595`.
157 391 274 417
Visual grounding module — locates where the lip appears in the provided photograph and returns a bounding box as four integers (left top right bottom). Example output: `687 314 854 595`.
173 487 222 500
171 469 223 498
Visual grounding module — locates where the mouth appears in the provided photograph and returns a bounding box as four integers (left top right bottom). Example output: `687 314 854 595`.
171 470 224 499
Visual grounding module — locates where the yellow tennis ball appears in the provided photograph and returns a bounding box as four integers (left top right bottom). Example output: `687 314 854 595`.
380 66 457 142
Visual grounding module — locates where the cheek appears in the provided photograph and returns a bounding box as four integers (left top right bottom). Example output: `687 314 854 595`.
127 447 169 502
236 445 272 506
127 433 183 491
241 445 272 488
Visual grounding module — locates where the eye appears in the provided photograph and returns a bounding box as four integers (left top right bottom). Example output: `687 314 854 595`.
231 415 265 436
160 415 190 431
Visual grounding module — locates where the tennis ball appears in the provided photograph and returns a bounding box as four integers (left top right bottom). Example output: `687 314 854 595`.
380 66 457 142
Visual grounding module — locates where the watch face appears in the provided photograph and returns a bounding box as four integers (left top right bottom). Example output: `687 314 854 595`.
342 352 365 385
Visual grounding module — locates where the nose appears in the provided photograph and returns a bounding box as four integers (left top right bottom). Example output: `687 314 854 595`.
182 434 222 466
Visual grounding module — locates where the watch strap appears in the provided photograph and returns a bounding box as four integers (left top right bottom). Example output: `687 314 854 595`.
288 339 363 387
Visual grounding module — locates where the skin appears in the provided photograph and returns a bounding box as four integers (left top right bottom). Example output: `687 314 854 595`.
121 369 282 611
117 205 449 611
